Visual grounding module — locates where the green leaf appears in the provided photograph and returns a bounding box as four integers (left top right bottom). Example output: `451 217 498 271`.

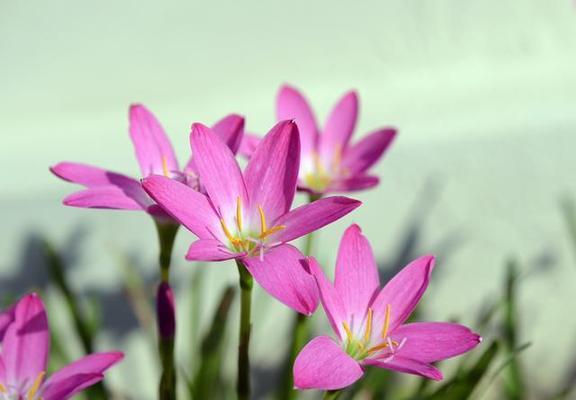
423 341 500 400
189 266 206 375
43 239 108 400
501 260 525 400
190 286 236 400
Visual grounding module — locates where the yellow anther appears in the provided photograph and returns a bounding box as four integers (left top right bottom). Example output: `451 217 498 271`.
162 156 170 177
236 197 243 232
258 205 267 236
27 371 45 400
381 304 391 339
0 383 6 393
342 321 354 342
363 308 373 343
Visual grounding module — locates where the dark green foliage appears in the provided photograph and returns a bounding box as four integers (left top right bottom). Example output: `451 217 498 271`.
43 239 108 400
190 286 236 400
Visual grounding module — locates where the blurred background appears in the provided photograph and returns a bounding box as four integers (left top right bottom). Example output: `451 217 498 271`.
1 0 576 398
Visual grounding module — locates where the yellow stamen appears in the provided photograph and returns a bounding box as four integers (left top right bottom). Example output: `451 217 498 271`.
366 339 399 355
259 225 285 240
313 152 326 175
333 144 342 170
363 308 373 343
0 383 6 393
236 197 243 231
381 304 391 339
258 205 267 236
220 219 241 246
162 156 169 177
27 371 45 400
342 321 354 342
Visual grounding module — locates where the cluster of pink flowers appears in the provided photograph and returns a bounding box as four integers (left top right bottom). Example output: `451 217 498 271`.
45 85 480 396
0 294 122 399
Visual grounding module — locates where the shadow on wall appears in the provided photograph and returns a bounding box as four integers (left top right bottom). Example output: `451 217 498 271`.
0 226 146 338
0 185 571 400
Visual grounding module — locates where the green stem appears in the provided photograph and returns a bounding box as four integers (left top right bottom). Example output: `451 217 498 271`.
236 260 253 400
156 221 179 283
155 221 179 400
277 192 322 399
323 390 343 400
278 313 309 400
158 335 176 400
304 192 322 257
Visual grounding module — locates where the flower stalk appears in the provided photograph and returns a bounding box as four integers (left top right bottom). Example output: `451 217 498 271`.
323 390 343 400
156 221 179 283
236 260 253 400
155 221 179 400
278 192 322 400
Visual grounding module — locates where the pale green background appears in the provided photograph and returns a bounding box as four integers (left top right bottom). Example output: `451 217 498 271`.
1 0 576 398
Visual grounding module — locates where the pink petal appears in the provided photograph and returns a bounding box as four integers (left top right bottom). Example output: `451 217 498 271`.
329 175 379 193
392 322 481 363
370 255 435 336
0 304 16 341
276 85 319 160
364 356 442 381
142 175 222 240
334 225 380 324
238 133 261 158
342 128 397 175
243 245 318 315
185 114 246 174
50 162 138 188
0 358 5 383
294 336 364 390
244 121 300 223
42 352 124 400
190 123 248 224
271 196 361 244
42 373 103 400
185 239 238 261
63 187 149 211
129 104 179 177
2 293 49 386
320 91 359 164
212 114 245 154
308 257 347 339
51 162 151 210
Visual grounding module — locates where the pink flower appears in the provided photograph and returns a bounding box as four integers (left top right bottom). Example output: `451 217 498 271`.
142 121 361 315
294 225 481 391
0 293 123 399
243 85 397 195
50 104 244 222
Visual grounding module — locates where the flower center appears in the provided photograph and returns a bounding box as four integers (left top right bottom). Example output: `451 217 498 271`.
0 371 45 400
158 155 189 185
341 305 406 361
219 197 285 258
303 147 346 192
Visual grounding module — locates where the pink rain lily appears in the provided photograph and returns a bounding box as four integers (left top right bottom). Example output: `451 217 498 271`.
142 120 361 315
243 85 397 195
50 104 244 221
294 225 481 390
0 293 123 400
